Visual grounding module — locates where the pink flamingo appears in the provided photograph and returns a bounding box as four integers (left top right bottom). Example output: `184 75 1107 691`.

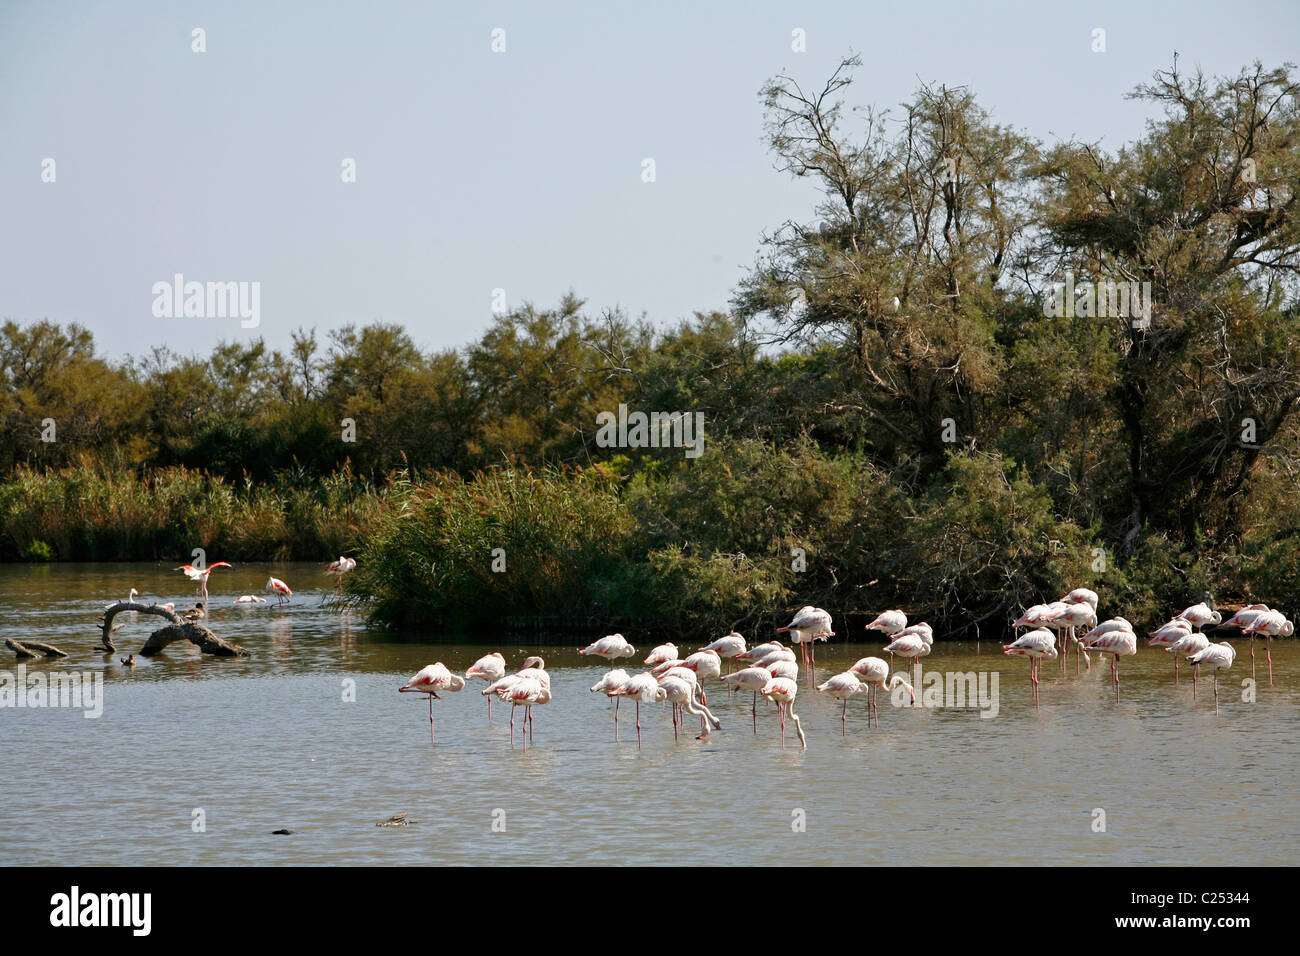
266 576 292 608
722 665 776 732
1165 631 1210 698
643 643 679 667
1002 628 1058 709
591 668 630 740
699 632 746 690
176 562 232 603
817 672 867 736
777 606 833 677
659 674 721 740
1085 628 1138 701
849 656 915 727
484 657 549 750
580 633 637 667
1147 618 1193 683
325 556 356 592
613 672 665 749
398 663 465 745
760 676 806 749
1243 610 1294 687
465 652 507 720
1187 641 1236 714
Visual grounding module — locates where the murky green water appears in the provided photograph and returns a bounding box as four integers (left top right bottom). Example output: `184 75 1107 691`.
1 563 1296 865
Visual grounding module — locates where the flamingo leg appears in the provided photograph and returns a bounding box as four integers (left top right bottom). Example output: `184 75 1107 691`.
752 690 757 733
779 702 786 749
636 700 642 750
841 699 847 737
614 695 620 742
509 707 515 748
428 695 435 746
1213 671 1220 715
1266 637 1273 687
1250 636 1256 684
1174 655 1179 685
1192 662 1198 700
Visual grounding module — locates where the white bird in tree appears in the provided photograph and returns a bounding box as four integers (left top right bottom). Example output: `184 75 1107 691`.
1243 610 1293 687
1187 641 1236 715
1085 628 1138 701
849 656 915 727
579 633 637 667
398 663 466 746
590 668 630 741
817 671 868 736
776 606 833 676
643 643 679 667
722 665 777 733
465 652 507 720
613 671 666 749
1002 628 1057 710
1164 631 1211 699
760 676 806 750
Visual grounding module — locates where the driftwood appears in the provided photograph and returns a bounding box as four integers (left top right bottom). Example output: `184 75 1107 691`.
6 637 69 659
100 601 248 657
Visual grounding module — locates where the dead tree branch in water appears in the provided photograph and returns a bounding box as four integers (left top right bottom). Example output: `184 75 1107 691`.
99 602 248 657
6 638 69 659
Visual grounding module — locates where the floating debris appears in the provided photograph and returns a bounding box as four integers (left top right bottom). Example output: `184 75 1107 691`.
271 828 294 835
376 812 414 828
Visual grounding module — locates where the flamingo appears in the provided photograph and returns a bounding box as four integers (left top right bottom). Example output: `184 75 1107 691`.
722 665 776 732
659 674 721 740
266 576 293 608
591 668 630 740
1179 602 1222 632
776 606 833 676
233 594 267 604
484 657 550 749
1002 628 1058 710
613 672 666 749
643 643 679 667
882 632 930 689
1165 631 1211 699
1084 628 1138 701
817 672 867 736
580 633 637 667
1243 610 1293 687
760 676 806 749
176 562 232 603
325 556 357 592
766 659 799 681
1220 604 1270 682
866 610 908 667
106 588 139 609
680 650 722 704
398 663 466 745
1147 618 1193 683
1045 601 1095 675
1187 641 1236 714
465 652 507 720
849 657 915 727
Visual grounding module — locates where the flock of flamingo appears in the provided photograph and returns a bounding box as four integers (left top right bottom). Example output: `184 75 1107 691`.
398 592 1294 751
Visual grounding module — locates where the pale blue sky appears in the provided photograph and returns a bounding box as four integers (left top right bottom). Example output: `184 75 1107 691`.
1 0 1295 359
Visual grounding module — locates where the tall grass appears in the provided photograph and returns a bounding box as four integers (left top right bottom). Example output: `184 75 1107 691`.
0 460 385 561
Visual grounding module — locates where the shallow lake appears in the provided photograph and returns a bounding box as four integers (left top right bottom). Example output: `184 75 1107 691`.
1 562 1295 865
